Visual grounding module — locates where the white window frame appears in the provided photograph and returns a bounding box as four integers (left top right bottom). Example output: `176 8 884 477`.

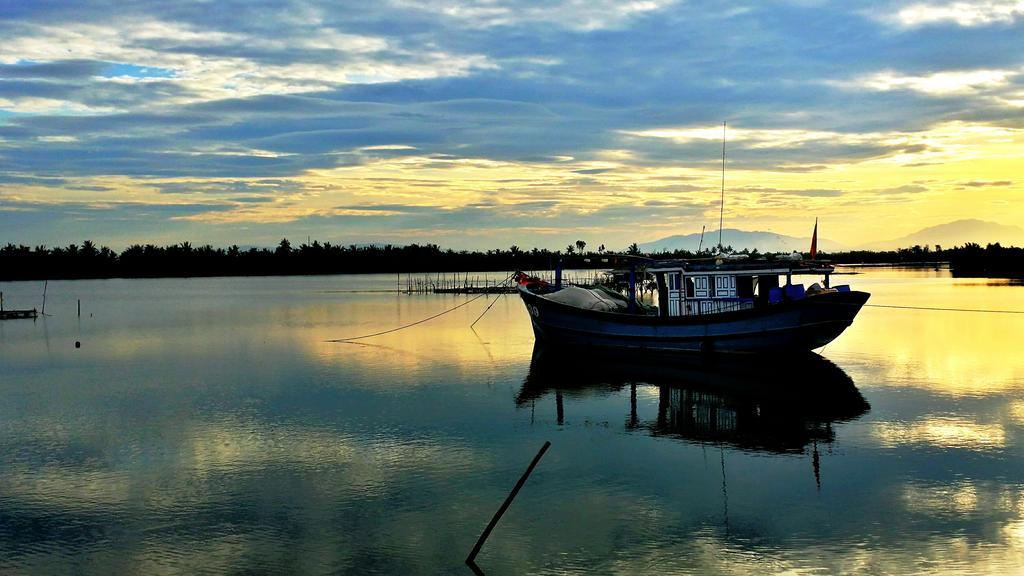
667 272 683 316
714 275 737 298
693 275 710 298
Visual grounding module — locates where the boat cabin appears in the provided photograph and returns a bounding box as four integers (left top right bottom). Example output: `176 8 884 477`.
647 258 839 317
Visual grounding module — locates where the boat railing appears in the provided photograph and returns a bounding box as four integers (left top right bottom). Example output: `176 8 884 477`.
682 298 755 316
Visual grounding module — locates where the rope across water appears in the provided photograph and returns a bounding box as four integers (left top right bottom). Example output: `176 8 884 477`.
864 303 1024 314
329 272 516 342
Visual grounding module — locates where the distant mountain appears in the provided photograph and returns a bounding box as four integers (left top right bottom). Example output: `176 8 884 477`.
638 228 847 254
859 219 1024 251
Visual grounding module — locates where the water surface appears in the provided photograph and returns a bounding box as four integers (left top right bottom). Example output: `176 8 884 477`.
2 268 1024 575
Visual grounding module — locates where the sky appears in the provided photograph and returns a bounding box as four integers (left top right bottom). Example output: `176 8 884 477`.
0 0 1021 250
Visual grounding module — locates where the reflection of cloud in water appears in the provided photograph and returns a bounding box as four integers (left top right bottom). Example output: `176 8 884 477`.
1 418 486 513
872 416 1006 451
1008 400 1024 427
303 295 537 381
902 480 980 515
644 532 1024 575
2 467 133 512
828 275 1024 396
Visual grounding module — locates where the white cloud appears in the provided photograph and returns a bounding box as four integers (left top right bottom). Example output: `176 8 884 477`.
835 69 1016 95
621 126 885 148
0 18 496 109
387 0 679 30
883 1 1024 27
0 96 115 115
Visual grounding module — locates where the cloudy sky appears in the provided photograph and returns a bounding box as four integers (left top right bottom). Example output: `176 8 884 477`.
0 0 1021 250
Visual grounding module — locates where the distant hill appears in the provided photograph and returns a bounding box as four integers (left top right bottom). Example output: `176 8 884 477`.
859 219 1024 251
638 228 846 254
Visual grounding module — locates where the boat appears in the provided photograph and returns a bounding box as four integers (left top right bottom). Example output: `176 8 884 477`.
515 255 869 353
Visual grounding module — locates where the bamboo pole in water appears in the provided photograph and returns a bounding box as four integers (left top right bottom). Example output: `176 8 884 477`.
466 441 551 566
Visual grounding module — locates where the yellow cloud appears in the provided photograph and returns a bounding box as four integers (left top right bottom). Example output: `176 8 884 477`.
5 120 1021 247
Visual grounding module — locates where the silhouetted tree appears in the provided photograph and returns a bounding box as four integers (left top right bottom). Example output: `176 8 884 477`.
5 238 1020 281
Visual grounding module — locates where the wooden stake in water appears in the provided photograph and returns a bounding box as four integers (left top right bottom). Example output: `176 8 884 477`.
466 441 551 567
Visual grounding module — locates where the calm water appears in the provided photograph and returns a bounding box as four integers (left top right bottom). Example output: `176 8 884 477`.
2 268 1024 575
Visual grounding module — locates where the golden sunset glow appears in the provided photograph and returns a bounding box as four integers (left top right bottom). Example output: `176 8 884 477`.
5 119 1020 248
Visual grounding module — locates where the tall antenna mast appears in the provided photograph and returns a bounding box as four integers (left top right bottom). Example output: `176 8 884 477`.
718 121 726 252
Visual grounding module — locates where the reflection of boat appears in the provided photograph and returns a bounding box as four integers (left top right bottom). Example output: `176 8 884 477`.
516 257 869 353
519 345 870 453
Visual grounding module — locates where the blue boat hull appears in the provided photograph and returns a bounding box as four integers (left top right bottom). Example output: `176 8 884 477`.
518 285 869 353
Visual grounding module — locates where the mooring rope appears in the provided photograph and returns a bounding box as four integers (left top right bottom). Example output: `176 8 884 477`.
471 286 512 329
865 303 1024 314
329 272 516 342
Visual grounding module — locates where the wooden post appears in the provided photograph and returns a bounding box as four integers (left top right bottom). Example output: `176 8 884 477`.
41 280 48 315
556 391 564 425
78 299 81 317
466 441 551 567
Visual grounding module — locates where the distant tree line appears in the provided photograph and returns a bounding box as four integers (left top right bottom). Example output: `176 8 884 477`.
822 243 1024 277
945 243 1024 278
0 239 626 281
1 239 1020 281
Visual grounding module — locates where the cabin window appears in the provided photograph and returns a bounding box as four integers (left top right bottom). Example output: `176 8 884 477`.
668 273 681 291
685 277 695 298
736 276 755 298
714 275 737 298
693 276 709 298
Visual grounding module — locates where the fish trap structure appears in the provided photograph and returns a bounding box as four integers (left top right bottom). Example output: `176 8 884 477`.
399 271 609 294
0 309 38 320
0 291 38 320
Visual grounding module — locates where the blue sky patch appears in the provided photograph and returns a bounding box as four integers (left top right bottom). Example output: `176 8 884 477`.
100 63 176 79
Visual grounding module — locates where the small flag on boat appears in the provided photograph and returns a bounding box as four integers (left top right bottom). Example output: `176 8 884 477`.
810 217 818 260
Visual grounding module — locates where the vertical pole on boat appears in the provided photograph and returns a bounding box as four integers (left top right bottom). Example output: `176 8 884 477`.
555 258 563 289
718 121 726 253
628 263 637 313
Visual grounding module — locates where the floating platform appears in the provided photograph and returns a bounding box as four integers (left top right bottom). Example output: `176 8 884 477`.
0 309 37 320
